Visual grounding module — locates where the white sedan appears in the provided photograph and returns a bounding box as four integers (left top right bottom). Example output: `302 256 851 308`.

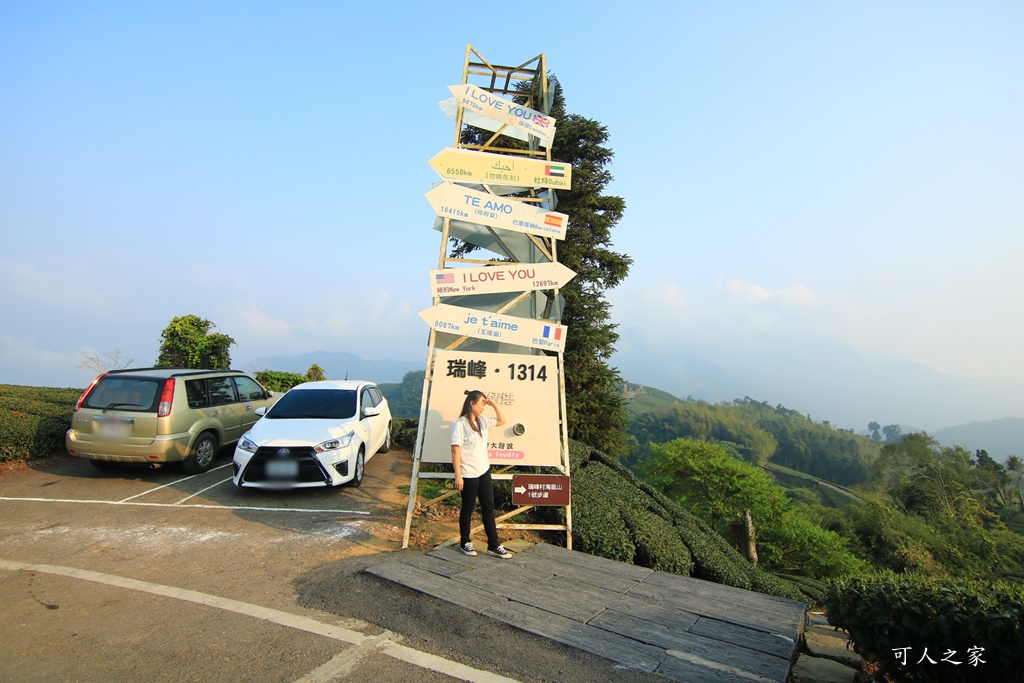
231 380 391 488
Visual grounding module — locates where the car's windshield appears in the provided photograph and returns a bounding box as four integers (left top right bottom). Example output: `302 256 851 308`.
267 389 356 420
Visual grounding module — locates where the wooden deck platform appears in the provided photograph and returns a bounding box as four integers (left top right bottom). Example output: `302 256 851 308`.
366 542 806 682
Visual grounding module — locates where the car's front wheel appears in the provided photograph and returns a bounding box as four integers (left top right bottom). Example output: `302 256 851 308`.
183 433 218 474
347 448 365 487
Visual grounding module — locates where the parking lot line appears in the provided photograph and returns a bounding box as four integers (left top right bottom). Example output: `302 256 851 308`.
0 496 370 515
172 477 233 505
119 463 232 502
0 559 520 683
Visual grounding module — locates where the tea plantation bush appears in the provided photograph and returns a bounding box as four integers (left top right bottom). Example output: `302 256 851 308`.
569 441 805 603
0 385 80 461
824 575 1024 683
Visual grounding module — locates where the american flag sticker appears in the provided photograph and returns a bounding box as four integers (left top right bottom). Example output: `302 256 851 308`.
542 326 562 340
545 165 566 177
435 273 455 284
544 214 563 228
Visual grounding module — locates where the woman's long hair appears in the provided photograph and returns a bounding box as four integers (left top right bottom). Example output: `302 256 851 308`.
459 390 486 434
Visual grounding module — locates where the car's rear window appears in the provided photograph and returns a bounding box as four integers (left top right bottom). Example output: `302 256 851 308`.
83 377 162 412
267 389 356 420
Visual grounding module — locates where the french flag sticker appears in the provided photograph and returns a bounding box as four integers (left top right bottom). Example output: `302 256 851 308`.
542 326 562 340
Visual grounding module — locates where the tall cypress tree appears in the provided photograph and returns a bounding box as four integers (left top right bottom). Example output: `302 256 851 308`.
456 76 633 458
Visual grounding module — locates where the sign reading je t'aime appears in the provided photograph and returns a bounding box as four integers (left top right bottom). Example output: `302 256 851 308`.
428 147 572 190
418 303 567 352
421 349 561 468
425 182 569 240
446 83 556 147
430 262 576 297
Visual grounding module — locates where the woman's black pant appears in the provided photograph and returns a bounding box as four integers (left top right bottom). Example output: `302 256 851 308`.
460 469 499 549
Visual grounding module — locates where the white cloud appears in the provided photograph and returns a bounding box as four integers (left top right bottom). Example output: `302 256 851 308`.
0 335 91 387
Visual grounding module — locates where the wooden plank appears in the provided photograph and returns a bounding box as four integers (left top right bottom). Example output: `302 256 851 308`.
689 617 798 661
514 554 643 594
402 553 476 579
626 581 800 634
483 600 664 673
545 576 698 631
524 543 654 582
365 561 504 613
452 570 606 623
657 649 783 683
644 570 807 615
591 610 792 683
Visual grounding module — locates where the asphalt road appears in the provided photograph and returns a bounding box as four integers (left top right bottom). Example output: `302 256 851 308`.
0 448 656 682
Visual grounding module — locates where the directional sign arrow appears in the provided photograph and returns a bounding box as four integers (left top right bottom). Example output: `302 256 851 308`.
430 262 577 297
425 182 568 240
418 303 567 353
428 147 572 190
438 97 531 144
514 486 527 495
446 84 556 147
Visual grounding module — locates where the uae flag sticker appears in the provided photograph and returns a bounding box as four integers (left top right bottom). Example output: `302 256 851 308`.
545 165 566 177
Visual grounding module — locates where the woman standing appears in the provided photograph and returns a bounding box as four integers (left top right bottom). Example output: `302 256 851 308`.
451 390 512 558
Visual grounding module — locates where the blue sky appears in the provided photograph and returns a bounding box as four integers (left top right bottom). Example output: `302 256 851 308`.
2 2 1022 394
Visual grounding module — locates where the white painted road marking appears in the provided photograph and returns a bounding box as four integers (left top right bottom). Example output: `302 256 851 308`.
173 477 233 505
0 559 520 683
119 463 232 502
0 497 370 515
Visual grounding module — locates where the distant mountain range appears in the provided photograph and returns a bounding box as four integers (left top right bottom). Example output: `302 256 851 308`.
611 330 1024 434
247 341 1024 457
240 351 420 385
932 418 1024 459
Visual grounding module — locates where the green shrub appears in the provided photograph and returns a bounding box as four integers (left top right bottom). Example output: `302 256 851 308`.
253 370 306 393
621 506 694 575
824 575 1024 683
0 385 80 461
391 418 419 450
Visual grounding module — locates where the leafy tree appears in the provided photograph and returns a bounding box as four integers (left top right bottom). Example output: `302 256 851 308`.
78 348 136 373
867 421 881 441
456 76 633 458
306 364 326 382
641 438 863 577
253 369 305 392
155 315 235 369
882 424 903 443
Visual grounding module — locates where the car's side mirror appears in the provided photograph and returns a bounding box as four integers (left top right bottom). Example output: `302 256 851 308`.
362 406 380 418
255 406 268 416
264 390 274 399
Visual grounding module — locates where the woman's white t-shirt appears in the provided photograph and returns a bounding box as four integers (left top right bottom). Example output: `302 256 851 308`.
451 415 496 478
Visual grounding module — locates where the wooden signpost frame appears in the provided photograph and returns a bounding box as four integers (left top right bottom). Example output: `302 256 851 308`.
402 45 572 550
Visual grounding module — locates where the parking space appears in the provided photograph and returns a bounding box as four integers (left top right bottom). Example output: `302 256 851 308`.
0 450 381 517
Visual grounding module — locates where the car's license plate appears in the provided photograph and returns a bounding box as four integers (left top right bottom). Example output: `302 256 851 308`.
95 418 132 437
265 459 299 478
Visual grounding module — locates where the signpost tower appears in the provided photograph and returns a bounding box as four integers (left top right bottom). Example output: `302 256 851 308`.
402 45 574 549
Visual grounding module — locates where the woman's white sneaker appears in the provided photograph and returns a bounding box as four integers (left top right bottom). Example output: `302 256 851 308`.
460 542 477 556
487 545 512 559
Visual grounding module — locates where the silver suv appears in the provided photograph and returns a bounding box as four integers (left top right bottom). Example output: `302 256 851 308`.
66 367 276 473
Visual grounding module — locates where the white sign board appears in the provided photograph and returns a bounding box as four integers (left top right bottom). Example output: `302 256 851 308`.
425 182 568 240
446 84 556 147
438 97 531 143
430 262 576 297
428 147 572 190
418 303 567 352
421 349 561 467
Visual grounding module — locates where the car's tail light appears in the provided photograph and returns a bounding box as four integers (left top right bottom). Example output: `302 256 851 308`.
158 378 175 417
74 373 105 411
